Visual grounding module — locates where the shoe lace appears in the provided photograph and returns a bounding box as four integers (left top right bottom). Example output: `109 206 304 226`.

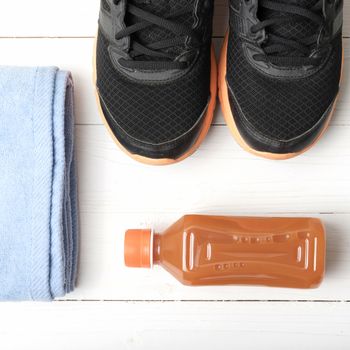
115 3 200 70
251 0 326 66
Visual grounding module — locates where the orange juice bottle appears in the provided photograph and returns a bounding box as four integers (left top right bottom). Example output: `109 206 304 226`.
124 215 326 288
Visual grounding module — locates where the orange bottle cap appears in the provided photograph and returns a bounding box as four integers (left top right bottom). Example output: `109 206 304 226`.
124 229 152 268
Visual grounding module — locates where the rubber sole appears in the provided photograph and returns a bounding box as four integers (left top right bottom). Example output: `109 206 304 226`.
218 32 343 160
93 37 217 166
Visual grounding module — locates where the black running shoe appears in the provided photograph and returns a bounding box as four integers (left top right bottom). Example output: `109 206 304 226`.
219 0 343 159
95 0 217 165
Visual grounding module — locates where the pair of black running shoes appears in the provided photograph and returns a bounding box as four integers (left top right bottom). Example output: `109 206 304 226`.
95 0 343 164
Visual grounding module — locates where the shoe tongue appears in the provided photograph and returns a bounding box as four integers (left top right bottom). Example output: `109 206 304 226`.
128 0 196 60
259 0 320 43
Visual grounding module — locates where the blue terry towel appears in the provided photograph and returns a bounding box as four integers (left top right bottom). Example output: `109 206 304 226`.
0 67 79 301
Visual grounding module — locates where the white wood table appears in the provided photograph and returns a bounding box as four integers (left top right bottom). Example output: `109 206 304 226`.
1 1 350 349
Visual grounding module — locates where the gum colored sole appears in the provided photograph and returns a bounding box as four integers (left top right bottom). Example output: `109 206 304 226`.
218 33 343 160
93 37 217 166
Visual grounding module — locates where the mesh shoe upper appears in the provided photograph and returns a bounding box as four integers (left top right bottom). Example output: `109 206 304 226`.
227 0 343 143
96 0 213 146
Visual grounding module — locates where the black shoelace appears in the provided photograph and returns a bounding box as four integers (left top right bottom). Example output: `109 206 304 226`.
251 0 325 66
115 4 199 70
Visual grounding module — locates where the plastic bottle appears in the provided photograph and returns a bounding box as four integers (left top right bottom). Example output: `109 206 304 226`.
124 215 326 288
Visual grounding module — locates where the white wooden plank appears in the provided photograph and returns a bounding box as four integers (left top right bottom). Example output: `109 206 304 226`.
0 0 349 37
67 210 350 300
0 38 349 126
0 301 349 350
0 1 101 37
63 119 350 300
76 124 350 215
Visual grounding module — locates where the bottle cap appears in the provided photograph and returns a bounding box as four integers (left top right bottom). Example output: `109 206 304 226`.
124 229 152 268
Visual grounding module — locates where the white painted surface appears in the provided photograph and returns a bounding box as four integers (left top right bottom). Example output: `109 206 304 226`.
0 1 350 349
1 302 350 350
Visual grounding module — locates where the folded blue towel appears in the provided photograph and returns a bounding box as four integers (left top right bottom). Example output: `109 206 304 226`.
0 67 79 301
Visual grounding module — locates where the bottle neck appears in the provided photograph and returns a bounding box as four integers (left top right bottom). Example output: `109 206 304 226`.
153 233 161 265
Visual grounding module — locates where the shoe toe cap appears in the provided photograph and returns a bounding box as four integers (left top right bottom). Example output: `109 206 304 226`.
228 91 336 156
98 94 210 161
